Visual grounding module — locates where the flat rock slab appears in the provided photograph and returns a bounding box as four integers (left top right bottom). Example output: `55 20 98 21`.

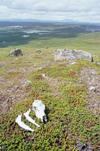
54 49 93 62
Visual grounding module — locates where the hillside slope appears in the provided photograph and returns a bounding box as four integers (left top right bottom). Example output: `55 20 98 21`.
0 31 100 150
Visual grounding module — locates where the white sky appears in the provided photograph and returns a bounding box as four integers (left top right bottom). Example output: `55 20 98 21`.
0 0 100 22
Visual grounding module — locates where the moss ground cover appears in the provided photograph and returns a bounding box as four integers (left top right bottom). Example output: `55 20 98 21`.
0 26 100 150
1 60 100 150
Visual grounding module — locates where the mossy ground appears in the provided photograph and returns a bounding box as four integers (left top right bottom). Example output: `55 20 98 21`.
0 30 100 150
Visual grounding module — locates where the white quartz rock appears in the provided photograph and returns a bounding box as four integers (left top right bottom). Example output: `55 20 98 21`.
89 86 96 91
15 114 34 132
32 100 47 122
24 109 40 127
42 74 46 78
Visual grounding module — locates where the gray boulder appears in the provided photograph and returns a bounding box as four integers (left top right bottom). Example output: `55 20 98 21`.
54 49 93 62
10 48 23 57
36 49 41 53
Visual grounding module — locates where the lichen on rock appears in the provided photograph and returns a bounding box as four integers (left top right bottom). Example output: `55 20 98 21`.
54 49 93 62
9 48 23 57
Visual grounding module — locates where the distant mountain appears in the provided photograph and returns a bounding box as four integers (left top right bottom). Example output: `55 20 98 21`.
0 20 54 27
0 19 38 22
0 18 78 23
0 19 100 27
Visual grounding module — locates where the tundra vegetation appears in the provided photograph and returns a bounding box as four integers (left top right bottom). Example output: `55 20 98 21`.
0 22 100 150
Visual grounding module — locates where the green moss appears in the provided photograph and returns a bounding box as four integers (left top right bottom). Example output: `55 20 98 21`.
1 62 100 150
59 84 87 106
1 93 100 150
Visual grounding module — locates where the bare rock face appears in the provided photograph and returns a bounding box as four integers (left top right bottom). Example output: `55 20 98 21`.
54 49 93 62
10 48 23 57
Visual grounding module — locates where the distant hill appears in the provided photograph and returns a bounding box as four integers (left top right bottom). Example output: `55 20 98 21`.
0 21 54 27
0 19 100 27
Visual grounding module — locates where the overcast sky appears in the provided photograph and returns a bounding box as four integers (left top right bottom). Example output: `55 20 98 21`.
0 0 100 22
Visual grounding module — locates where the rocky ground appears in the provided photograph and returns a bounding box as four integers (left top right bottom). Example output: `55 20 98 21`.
80 67 100 116
0 60 100 118
0 59 55 114
0 56 100 151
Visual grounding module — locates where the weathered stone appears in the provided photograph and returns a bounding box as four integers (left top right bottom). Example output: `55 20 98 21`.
0 63 3 67
89 86 99 93
96 62 100 66
10 48 23 57
14 85 19 90
89 86 96 91
36 49 41 53
42 74 47 78
54 49 93 62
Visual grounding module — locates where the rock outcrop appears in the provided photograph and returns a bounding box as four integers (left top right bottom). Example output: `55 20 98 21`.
10 48 23 57
54 49 93 62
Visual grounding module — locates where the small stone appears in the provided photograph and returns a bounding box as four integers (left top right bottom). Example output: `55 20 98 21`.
8 90 13 93
80 144 88 151
12 96 15 100
39 67 42 70
89 87 99 93
14 58 19 61
0 64 3 67
94 89 99 93
30 137 34 140
92 71 96 74
14 85 19 89
36 49 41 53
21 79 31 86
89 86 96 91
96 62 100 66
42 74 46 78
70 62 77 65
94 103 97 107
